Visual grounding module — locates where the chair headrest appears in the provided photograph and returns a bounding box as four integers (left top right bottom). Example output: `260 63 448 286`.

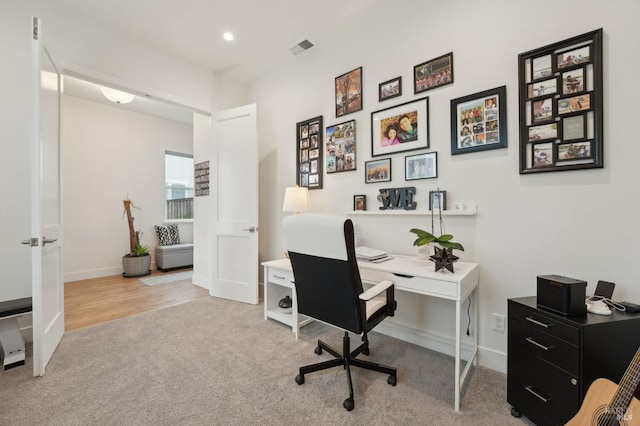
282 213 351 261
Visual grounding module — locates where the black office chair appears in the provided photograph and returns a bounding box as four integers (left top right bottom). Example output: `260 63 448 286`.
282 213 397 411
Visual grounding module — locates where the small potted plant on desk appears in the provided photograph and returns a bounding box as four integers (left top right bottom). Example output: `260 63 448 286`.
409 195 464 272
122 197 151 277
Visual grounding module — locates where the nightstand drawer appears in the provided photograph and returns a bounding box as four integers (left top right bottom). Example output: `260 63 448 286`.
508 344 579 424
509 318 579 375
268 268 294 288
509 300 579 345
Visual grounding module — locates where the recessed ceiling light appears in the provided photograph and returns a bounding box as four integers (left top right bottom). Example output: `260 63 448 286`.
223 32 234 41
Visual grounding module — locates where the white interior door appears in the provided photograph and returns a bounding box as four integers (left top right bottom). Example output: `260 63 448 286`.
31 17 64 376
212 104 259 304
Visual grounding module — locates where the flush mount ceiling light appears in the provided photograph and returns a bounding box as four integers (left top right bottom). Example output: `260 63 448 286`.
222 32 234 41
100 86 135 104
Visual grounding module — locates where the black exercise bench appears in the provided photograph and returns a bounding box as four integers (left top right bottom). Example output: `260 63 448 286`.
0 297 32 370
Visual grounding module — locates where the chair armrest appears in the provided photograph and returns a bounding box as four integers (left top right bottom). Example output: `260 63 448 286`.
359 280 393 301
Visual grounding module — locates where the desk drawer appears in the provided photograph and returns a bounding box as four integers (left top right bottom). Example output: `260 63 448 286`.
359 268 456 298
509 318 579 375
268 268 294 288
508 344 579 425
509 300 579 345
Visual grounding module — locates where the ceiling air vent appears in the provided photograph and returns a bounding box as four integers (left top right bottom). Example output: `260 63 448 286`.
290 39 314 56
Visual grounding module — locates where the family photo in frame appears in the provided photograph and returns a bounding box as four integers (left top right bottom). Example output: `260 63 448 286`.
414 52 454 94
326 120 356 173
450 86 507 155
371 97 429 157
365 158 391 183
519 29 602 173
379 76 402 102
353 195 366 211
296 116 323 189
405 152 437 181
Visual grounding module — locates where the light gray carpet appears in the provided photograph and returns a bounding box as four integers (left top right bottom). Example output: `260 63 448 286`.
0 297 532 425
139 271 193 286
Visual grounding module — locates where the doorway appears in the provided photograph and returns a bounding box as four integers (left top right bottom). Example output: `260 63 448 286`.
61 75 206 320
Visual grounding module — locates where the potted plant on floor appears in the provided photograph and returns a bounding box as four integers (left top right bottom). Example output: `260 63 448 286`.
122 197 151 277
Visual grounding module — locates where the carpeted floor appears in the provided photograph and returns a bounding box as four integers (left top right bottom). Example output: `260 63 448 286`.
0 296 532 425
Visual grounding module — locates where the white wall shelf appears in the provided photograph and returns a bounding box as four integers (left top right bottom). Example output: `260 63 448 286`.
348 204 477 216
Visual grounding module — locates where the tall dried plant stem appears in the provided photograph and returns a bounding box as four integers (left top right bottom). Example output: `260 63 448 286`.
123 198 140 255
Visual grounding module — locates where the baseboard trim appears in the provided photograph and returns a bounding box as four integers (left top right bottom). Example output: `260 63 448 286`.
64 262 158 282
373 320 507 374
64 266 123 282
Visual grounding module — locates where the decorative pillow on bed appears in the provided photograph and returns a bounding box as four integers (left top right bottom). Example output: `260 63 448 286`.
155 224 181 246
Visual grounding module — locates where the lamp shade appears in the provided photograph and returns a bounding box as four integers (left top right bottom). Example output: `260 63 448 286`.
283 186 310 214
100 86 135 104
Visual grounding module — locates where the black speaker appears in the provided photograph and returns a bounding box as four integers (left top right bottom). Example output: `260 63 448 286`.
537 274 587 316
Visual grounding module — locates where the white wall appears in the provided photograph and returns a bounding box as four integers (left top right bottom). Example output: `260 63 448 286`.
62 95 193 281
252 0 640 372
0 0 248 300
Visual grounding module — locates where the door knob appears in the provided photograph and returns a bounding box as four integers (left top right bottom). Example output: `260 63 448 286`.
242 226 258 232
21 238 38 246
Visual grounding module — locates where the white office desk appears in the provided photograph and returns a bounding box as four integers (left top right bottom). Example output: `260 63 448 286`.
261 255 479 411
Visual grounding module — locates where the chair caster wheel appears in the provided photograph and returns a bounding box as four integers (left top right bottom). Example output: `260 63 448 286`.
343 398 354 411
388 375 397 386
314 346 322 355
295 375 305 385
510 407 521 418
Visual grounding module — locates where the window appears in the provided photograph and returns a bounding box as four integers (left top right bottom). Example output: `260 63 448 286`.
165 151 194 220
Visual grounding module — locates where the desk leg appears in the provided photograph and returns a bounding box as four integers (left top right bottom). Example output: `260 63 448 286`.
292 292 299 340
455 299 461 411
473 287 478 366
263 266 269 321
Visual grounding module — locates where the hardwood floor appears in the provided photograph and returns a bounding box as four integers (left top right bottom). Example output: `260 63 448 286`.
64 269 208 332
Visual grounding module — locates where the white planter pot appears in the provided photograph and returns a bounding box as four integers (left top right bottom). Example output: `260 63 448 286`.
416 245 430 260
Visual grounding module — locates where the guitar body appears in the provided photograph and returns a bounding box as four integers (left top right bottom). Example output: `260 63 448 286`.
567 378 640 426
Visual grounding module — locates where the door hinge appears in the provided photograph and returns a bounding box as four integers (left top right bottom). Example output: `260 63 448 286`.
32 17 39 40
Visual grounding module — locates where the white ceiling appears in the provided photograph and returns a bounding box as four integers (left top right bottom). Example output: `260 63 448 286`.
55 0 380 123
51 0 379 83
63 76 194 124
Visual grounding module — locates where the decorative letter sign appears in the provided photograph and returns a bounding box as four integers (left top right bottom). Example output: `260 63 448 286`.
377 187 416 210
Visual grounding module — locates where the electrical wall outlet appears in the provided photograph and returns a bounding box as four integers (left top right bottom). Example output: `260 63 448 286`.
492 313 505 332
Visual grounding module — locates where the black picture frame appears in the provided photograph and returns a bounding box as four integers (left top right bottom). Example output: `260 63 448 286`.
335 67 363 118
414 52 454 94
326 120 356 174
378 76 402 102
450 86 507 155
353 195 366 211
558 92 592 115
531 96 556 124
562 114 586 141
428 190 447 211
519 29 603 173
296 116 323 189
371 97 429 157
365 158 391 184
405 152 437 180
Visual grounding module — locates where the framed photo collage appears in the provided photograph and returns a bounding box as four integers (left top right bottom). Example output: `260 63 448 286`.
518 29 603 173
